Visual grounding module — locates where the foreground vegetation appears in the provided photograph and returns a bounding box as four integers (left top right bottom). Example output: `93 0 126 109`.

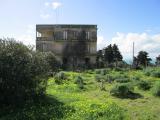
1 67 160 120
1 39 160 120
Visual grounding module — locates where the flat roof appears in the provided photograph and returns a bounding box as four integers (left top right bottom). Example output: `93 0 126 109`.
36 24 97 30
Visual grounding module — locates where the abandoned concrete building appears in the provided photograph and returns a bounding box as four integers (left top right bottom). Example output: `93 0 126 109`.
36 24 97 68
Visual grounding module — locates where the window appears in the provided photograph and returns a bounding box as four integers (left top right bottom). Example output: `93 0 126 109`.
86 32 90 40
73 31 77 39
87 44 90 52
37 32 41 37
63 31 67 40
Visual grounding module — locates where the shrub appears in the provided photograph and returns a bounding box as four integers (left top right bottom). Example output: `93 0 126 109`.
0 39 50 105
114 67 124 71
105 75 114 83
94 74 102 82
143 68 156 76
100 80 105 91
74 76 84 89
95 74 111 83
131 76 140 81
95 69 101 74
115 78 130 83
111 74 128 81
86 70 94 74
137 80 151 90
151 81 160 97
45 52 61 72
54 72 67 84
100 69 108 75
110 83 134 98
144 71 151 76
151 71 160 78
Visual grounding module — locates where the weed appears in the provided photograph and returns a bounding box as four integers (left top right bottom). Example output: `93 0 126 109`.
151 81 160 97
137 80 152 90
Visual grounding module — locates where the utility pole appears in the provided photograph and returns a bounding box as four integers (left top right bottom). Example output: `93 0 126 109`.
133 42 134 64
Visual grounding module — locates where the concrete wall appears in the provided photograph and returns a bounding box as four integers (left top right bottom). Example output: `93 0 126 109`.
36 25 97 66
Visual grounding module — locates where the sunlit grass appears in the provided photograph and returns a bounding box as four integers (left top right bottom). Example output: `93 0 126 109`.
1 67 160 120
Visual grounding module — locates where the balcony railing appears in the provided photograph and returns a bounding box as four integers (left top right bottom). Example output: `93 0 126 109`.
36 37 97 42
37 37 54 41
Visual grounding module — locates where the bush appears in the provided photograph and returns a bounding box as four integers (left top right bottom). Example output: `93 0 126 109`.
54 72 67 84
137 80 151 90
131 76 140 81
74 76 84 89
85 70 93 74
105 75 114 83
94 74 102 82
110 83 134 98
0 39 50 105
115 78 130 83
143 68 159 77
95 74 111 83
45 52 61 72
151 71 160 78
114 67 124 71
100 80 105 91
111 74 128 81
95 69 101 74
151 81 160 97
100 69 108 75
144 70 151 76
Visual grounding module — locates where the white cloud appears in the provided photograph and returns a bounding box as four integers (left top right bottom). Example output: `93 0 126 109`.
16 35 35 46
40 13 51 19
52 1 62 9
15 25 35 46
110 32 160 60
97 36 107 50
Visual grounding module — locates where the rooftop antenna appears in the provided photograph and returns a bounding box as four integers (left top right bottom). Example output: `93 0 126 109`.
55 0 61 24
55 8 58 24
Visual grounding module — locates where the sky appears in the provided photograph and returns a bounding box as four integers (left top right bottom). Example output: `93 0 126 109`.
0 0 160 62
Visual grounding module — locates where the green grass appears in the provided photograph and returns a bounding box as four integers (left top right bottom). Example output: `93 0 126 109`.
1 67 160 120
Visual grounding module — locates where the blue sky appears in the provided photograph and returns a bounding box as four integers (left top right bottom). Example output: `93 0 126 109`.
0 0 160 61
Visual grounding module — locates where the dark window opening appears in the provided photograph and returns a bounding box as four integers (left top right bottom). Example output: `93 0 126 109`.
63 58 68 65
85 58 90 65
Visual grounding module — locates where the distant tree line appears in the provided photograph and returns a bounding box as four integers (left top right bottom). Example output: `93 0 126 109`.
96 44 125 68
133 51 152 68
96 43 160 69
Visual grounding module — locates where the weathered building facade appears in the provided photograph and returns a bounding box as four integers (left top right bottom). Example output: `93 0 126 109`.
36 24 97 68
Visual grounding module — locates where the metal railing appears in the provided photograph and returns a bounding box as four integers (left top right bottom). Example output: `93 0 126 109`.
36 37 97 42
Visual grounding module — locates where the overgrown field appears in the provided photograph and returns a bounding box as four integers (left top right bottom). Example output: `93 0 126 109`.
1 67 160 120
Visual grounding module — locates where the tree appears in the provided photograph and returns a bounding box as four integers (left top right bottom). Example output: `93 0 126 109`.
0 38 50 105
132 56 139 69
96 50 104 68
45 52 61 72
156 55 160 66
112 44 123 67
112 44 123 62
104 44 114 64
137 51 151 67
103 44 123 67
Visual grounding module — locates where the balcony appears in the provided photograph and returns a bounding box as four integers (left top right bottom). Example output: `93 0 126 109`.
36 37 97 42
36 37 54 41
